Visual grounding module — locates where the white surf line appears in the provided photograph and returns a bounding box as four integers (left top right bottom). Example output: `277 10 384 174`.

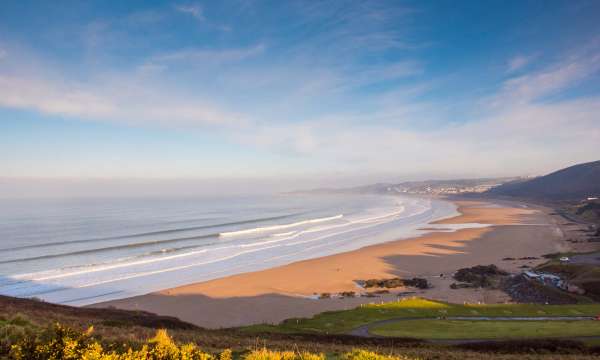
498 223 553 226
219 214 344 237
9 245 215 282
8 209 399 283
10 203 437 295
33 207 411 290
237 206 413 249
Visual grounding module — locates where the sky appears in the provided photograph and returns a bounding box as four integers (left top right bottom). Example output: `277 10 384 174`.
1 0 600 194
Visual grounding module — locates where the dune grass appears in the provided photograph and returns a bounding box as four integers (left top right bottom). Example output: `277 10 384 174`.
370 319 600 339
242 298 600 335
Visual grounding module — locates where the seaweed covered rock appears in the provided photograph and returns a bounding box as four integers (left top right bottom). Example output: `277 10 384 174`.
361 277 429 289
453 265 508 288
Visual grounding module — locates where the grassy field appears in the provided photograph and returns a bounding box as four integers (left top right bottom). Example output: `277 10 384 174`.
370 320 600 339
242 298 600 335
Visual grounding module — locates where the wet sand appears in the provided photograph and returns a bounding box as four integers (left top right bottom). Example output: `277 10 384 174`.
94 199 567 328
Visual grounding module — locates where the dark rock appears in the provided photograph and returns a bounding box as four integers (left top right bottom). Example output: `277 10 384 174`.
502 275 577 304
362 277 429 289
453 265 509 288
450 282 474 289
339 291 356 298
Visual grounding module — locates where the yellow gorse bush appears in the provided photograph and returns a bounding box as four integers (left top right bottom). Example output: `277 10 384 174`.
8 324 216 360
6 324 419 360
243 348 326 360
342 349 418 360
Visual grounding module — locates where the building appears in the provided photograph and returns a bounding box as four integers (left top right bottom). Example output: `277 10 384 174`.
523 270 566 290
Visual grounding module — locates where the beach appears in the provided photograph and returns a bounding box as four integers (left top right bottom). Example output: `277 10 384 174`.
93 198 572 328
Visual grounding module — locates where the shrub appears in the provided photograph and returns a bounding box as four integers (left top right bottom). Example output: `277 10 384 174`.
341 349 415 360
243 348 330 360
7 324 214 360
8 313 30 327
2 323 424 360
220 349 232 360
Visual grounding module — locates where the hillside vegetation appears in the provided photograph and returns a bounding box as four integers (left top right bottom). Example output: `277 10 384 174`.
5 323 417 360
3 296 600 359
489 160 600 200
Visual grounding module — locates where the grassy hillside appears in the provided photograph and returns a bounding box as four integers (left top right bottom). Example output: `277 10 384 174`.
2 295 600 359
489 160 600 200
573 200 600 224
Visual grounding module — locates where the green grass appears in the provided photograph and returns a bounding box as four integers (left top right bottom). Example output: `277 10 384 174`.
370 319 600 340
241 298 600 335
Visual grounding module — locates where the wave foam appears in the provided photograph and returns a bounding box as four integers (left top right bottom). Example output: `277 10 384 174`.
219 214 343 237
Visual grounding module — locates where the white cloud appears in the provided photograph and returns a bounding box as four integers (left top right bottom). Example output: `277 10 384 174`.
492 50 600 106
354 61 423 84
506 54 535 73
150 43 266 65
233 49 600 177
1 35 599 180
0 74 115 117
235 95 600 178
0 48 248 128
174 3 204 21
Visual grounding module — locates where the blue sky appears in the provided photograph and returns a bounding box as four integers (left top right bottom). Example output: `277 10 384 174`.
1 0 600 190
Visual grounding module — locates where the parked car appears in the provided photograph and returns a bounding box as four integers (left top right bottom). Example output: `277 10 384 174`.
559 256 570 262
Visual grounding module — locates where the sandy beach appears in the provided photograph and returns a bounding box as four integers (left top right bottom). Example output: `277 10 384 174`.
94 198 572 328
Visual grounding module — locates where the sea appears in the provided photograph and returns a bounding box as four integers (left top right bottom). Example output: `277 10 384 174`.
0 193 465 306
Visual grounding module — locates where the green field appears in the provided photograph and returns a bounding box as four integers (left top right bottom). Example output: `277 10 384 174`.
242 298 600 335
370 319 600 339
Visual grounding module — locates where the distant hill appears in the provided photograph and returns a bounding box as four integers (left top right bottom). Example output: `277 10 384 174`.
489 160 600 200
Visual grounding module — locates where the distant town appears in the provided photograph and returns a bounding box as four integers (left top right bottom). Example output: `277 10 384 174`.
382 180 508 195
305 177 525 196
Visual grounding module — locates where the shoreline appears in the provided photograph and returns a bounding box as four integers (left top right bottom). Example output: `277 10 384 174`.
92 197 570 328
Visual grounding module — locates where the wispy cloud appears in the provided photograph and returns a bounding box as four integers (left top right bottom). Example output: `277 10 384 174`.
5 39 597 178
174 3 204 21
493 48 600 106
506 54 535 73
234 44 600 177
151 43 266 65
0 74 115 117
0 46 247 128
237 96 600 177
1 2 599 180
356 61 423 84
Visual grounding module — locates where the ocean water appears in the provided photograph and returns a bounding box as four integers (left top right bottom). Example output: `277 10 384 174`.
0 193 460 305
